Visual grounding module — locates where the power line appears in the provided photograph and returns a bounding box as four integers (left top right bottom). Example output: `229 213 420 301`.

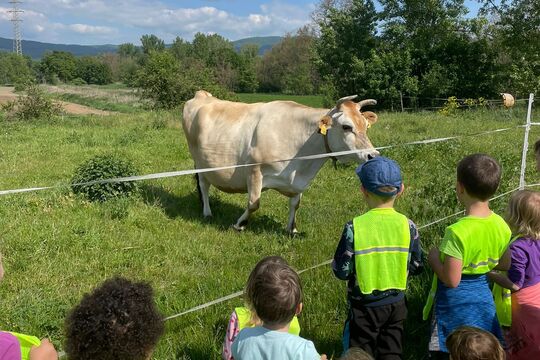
8 0 24 55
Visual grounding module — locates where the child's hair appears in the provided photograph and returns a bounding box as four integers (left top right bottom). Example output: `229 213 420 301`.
339 347 374 360
245 256 289 309
506 190 540 239
446 326 504 360
535 139 540 154
251 262 302 327
65 276 164 360
457 154 501 200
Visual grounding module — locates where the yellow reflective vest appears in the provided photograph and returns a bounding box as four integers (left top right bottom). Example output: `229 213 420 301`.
353 208 411 294
8 332 40 360
235 307 301 336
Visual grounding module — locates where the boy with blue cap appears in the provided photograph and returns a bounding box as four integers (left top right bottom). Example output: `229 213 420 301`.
333 156 423 359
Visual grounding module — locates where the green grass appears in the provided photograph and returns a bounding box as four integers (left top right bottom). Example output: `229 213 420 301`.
52 92 143 114
237 93 325 108
0 104 538 359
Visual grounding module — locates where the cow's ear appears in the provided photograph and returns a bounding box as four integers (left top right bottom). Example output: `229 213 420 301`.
319 115 333 135
363 111 378 128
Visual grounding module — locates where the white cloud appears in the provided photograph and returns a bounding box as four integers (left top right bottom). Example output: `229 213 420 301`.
1 1 315 44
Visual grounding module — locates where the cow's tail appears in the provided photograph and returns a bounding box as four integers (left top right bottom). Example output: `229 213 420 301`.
194 173 203 208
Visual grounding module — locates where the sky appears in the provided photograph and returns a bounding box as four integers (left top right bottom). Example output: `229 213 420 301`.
0 0 484 46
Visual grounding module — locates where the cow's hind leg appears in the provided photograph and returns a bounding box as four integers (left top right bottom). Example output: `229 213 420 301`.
286 193 302 235
197 174 212 218
233 167 262 231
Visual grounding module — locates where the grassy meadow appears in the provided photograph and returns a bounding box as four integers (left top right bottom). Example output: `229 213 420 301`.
0 89 538 359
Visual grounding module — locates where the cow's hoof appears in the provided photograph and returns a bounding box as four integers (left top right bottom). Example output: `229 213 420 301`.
232 224 245 232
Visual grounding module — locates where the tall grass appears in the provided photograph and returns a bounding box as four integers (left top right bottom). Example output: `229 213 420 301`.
0 103 537 359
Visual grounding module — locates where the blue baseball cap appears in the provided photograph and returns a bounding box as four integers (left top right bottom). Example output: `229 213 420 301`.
355 156 402 197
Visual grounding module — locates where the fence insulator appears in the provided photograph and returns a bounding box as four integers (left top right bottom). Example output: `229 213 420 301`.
501 93 515 108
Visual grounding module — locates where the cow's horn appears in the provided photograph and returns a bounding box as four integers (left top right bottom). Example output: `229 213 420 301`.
336 95 358 108
358 99 377 110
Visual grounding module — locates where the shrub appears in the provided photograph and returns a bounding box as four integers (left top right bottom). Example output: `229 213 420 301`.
2 84 62 121
70 78 87 86
439 96 460 116
71 155 139 202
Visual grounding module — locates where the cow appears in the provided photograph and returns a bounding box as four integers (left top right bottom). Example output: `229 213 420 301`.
182 90 380 234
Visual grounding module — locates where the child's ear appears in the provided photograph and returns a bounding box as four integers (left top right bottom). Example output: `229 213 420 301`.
360 185 368 197
295 302 303 315
397 183 405 196
456 181 465 194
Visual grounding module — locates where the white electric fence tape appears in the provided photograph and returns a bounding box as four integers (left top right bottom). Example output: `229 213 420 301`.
0 125 520 197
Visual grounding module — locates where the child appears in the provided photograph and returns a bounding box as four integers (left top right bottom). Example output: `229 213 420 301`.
231 262 325 359
488 190 540 359
446 326 505 360
333 156 423 358
0 252 58 360
424 154 511 357
64 276 164 360
223 256 301 360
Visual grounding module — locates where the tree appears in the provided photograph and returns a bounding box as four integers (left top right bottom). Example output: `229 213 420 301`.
117 43 140 58
0 53 34 85
140 34 165 55
40 51 78 83
136 51 235 109
257 28 320 94
76 57 113 85
237 44 259 93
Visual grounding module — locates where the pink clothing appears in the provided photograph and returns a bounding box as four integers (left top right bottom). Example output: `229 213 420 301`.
0 331 21 360
506 281 540 359
222 311 240 360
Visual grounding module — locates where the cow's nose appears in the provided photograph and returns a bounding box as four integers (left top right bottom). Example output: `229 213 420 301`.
367 151 379 160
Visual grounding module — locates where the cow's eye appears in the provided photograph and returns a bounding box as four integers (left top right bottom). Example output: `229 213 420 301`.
342 125 353 132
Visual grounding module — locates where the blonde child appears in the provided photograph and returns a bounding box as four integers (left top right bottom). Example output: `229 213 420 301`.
424 154 511 358
222 256 301 360
446 326 505 360
488 190 540 359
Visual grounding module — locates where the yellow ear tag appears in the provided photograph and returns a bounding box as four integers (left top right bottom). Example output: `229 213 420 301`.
367 123 371 129
319 124 327 135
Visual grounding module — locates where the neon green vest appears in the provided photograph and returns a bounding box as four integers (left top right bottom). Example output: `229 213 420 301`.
492 235 520 327
8 332 41 360
353 208 410 294
235 307 301 336
422 214 512 320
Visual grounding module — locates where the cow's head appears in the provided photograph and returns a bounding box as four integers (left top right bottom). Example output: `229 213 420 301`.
319 95 379 163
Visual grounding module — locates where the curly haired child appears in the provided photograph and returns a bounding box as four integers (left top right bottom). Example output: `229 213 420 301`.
65 276 164 360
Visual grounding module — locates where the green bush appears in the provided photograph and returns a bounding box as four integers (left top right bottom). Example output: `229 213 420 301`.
70 78 87 86
71 155 139 202
2 84 62 121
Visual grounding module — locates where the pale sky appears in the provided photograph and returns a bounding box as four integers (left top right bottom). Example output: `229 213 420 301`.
0 0 484 45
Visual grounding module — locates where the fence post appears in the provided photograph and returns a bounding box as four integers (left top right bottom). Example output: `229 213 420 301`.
400 92 404 112
519 93 535 190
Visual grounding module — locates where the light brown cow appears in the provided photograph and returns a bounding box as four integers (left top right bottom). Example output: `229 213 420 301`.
182 91 379 233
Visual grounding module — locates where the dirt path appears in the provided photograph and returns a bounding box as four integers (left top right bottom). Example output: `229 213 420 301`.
0 87 111 116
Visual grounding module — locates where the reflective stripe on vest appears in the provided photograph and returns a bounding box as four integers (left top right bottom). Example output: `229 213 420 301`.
235 307 301 336
353 208 410 295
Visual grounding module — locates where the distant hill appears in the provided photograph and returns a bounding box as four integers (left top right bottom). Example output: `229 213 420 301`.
0 35 283 59
232 36 282 54
0 37 117 59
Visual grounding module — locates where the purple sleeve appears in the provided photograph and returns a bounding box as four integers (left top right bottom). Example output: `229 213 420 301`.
0 332 21 359
507 242 528 288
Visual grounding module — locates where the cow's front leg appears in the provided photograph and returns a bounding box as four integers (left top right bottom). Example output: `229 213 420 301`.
286 193 302 235
233 167 262 231
197 174 212 218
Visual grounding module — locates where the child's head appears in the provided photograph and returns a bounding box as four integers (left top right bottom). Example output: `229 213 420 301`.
506 190 540 239
446 326 504 360
250 262 302 328
339 347 374 360
535 139 540 172
245 256 289 309
355 156 403 204
456 154 501 201
65 277 164 360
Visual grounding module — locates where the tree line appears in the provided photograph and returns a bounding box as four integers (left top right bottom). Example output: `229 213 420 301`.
0 0 538 109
